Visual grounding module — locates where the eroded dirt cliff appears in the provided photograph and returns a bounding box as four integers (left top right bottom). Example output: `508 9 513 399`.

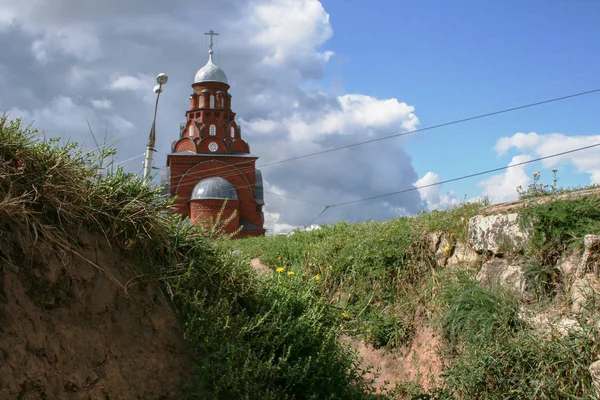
0 231 195 399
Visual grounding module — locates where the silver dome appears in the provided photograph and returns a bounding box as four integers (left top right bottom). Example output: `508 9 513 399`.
194 51 228 84
191 177 238 200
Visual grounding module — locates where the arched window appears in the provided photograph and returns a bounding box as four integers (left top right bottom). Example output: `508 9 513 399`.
188 126 194 137
230 127 235 138
209 125 216 136
209 95 215 109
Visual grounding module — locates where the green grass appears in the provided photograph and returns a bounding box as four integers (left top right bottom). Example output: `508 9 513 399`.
3 115 599 399
0 117 378 399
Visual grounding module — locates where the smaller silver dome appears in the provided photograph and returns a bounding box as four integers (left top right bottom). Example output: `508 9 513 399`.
191 177 238 201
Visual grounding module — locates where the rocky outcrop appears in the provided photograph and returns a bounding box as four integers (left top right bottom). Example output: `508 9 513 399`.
571 273 600 314
468 213 529 255
426 232 480 268
589 360 600 396
579 235 600 276
447 242 480 268
476 259 530 300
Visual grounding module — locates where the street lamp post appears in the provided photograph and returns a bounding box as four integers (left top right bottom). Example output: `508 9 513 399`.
143 72 168 184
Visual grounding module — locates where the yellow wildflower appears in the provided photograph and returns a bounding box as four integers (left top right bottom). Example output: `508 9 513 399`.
443 246 451 252
314 274 321 281
287 271 295 276
342 312 350 320
276 267 284 273
327 265 333 269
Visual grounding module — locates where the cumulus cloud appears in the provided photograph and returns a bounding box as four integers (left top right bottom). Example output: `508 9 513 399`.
250 0 333 72
109 74 154 92
478 155 533 203
0 0 424 232
494 132 600 184
91 99 112 109
415 171 461 211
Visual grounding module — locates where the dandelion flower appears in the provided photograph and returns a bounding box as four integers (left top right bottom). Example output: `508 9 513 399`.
287 271 294 276
443 246 451 252
276 267 284 273
315 274 321 281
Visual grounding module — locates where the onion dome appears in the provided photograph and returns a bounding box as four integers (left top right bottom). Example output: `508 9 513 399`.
191 177 238 200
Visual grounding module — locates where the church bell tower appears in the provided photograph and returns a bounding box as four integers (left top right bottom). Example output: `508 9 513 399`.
166 31 266 237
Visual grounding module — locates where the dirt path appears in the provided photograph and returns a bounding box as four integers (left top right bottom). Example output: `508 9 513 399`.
343 326 444 394
250 258 273 275
248 258 443 394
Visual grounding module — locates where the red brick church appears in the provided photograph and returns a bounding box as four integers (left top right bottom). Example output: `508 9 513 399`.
167 32 265 237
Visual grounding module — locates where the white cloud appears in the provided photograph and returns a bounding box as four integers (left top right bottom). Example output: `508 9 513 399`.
276 94 419 144
415 171 461 210
250 0 333 68
243 118 283 135
494 132 600 184
109 74 153 91
7 96 134 143
478 155 533 203
91 99 112 109
0 0 424 229
35 26 101 62
264 210 299 235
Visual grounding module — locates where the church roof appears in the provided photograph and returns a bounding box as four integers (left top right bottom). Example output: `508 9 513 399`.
194 50 228 84
190 176 238 201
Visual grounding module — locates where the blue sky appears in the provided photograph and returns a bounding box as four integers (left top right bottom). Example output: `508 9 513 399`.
320 0 600 201
0 0 598 232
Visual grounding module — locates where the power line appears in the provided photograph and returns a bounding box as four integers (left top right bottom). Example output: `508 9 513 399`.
158 162 323 206
155 87 600 216
156 87 600 184
309 141 600 224
257 88 600 169
264 191 325 206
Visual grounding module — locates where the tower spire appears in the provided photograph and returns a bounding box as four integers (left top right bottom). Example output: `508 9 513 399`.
204 29 219 57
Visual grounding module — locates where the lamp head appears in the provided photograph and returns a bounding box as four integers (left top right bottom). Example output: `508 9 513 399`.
156 73 168 85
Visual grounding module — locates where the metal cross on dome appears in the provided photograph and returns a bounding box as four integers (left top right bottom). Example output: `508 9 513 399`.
205 30 219 52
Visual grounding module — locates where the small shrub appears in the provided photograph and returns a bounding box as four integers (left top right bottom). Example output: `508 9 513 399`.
518 192 600 289
438 275 520 345
362 308 415 349
436 323 600 399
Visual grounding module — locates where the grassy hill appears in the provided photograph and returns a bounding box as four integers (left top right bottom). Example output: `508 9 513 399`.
1 116 599 399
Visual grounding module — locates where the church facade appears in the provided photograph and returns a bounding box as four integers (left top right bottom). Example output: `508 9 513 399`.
166 35 265 237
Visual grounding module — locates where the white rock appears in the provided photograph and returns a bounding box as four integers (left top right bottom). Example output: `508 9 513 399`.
435 235 452 267
571 273 600 314
579 235 600 277
447 242 480 267
427 232 442 255
556 253 579 283
476 259 531 300
588 360 600 395
555 317 583 336
468 213 529 255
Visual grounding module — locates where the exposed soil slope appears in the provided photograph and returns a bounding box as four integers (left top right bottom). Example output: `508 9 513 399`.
0 231 195 399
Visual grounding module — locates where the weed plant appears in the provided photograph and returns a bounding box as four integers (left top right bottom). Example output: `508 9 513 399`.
5 115 599 399
0 117 377 399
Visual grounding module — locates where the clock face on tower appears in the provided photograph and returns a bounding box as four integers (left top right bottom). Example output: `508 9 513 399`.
208 142 218 152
